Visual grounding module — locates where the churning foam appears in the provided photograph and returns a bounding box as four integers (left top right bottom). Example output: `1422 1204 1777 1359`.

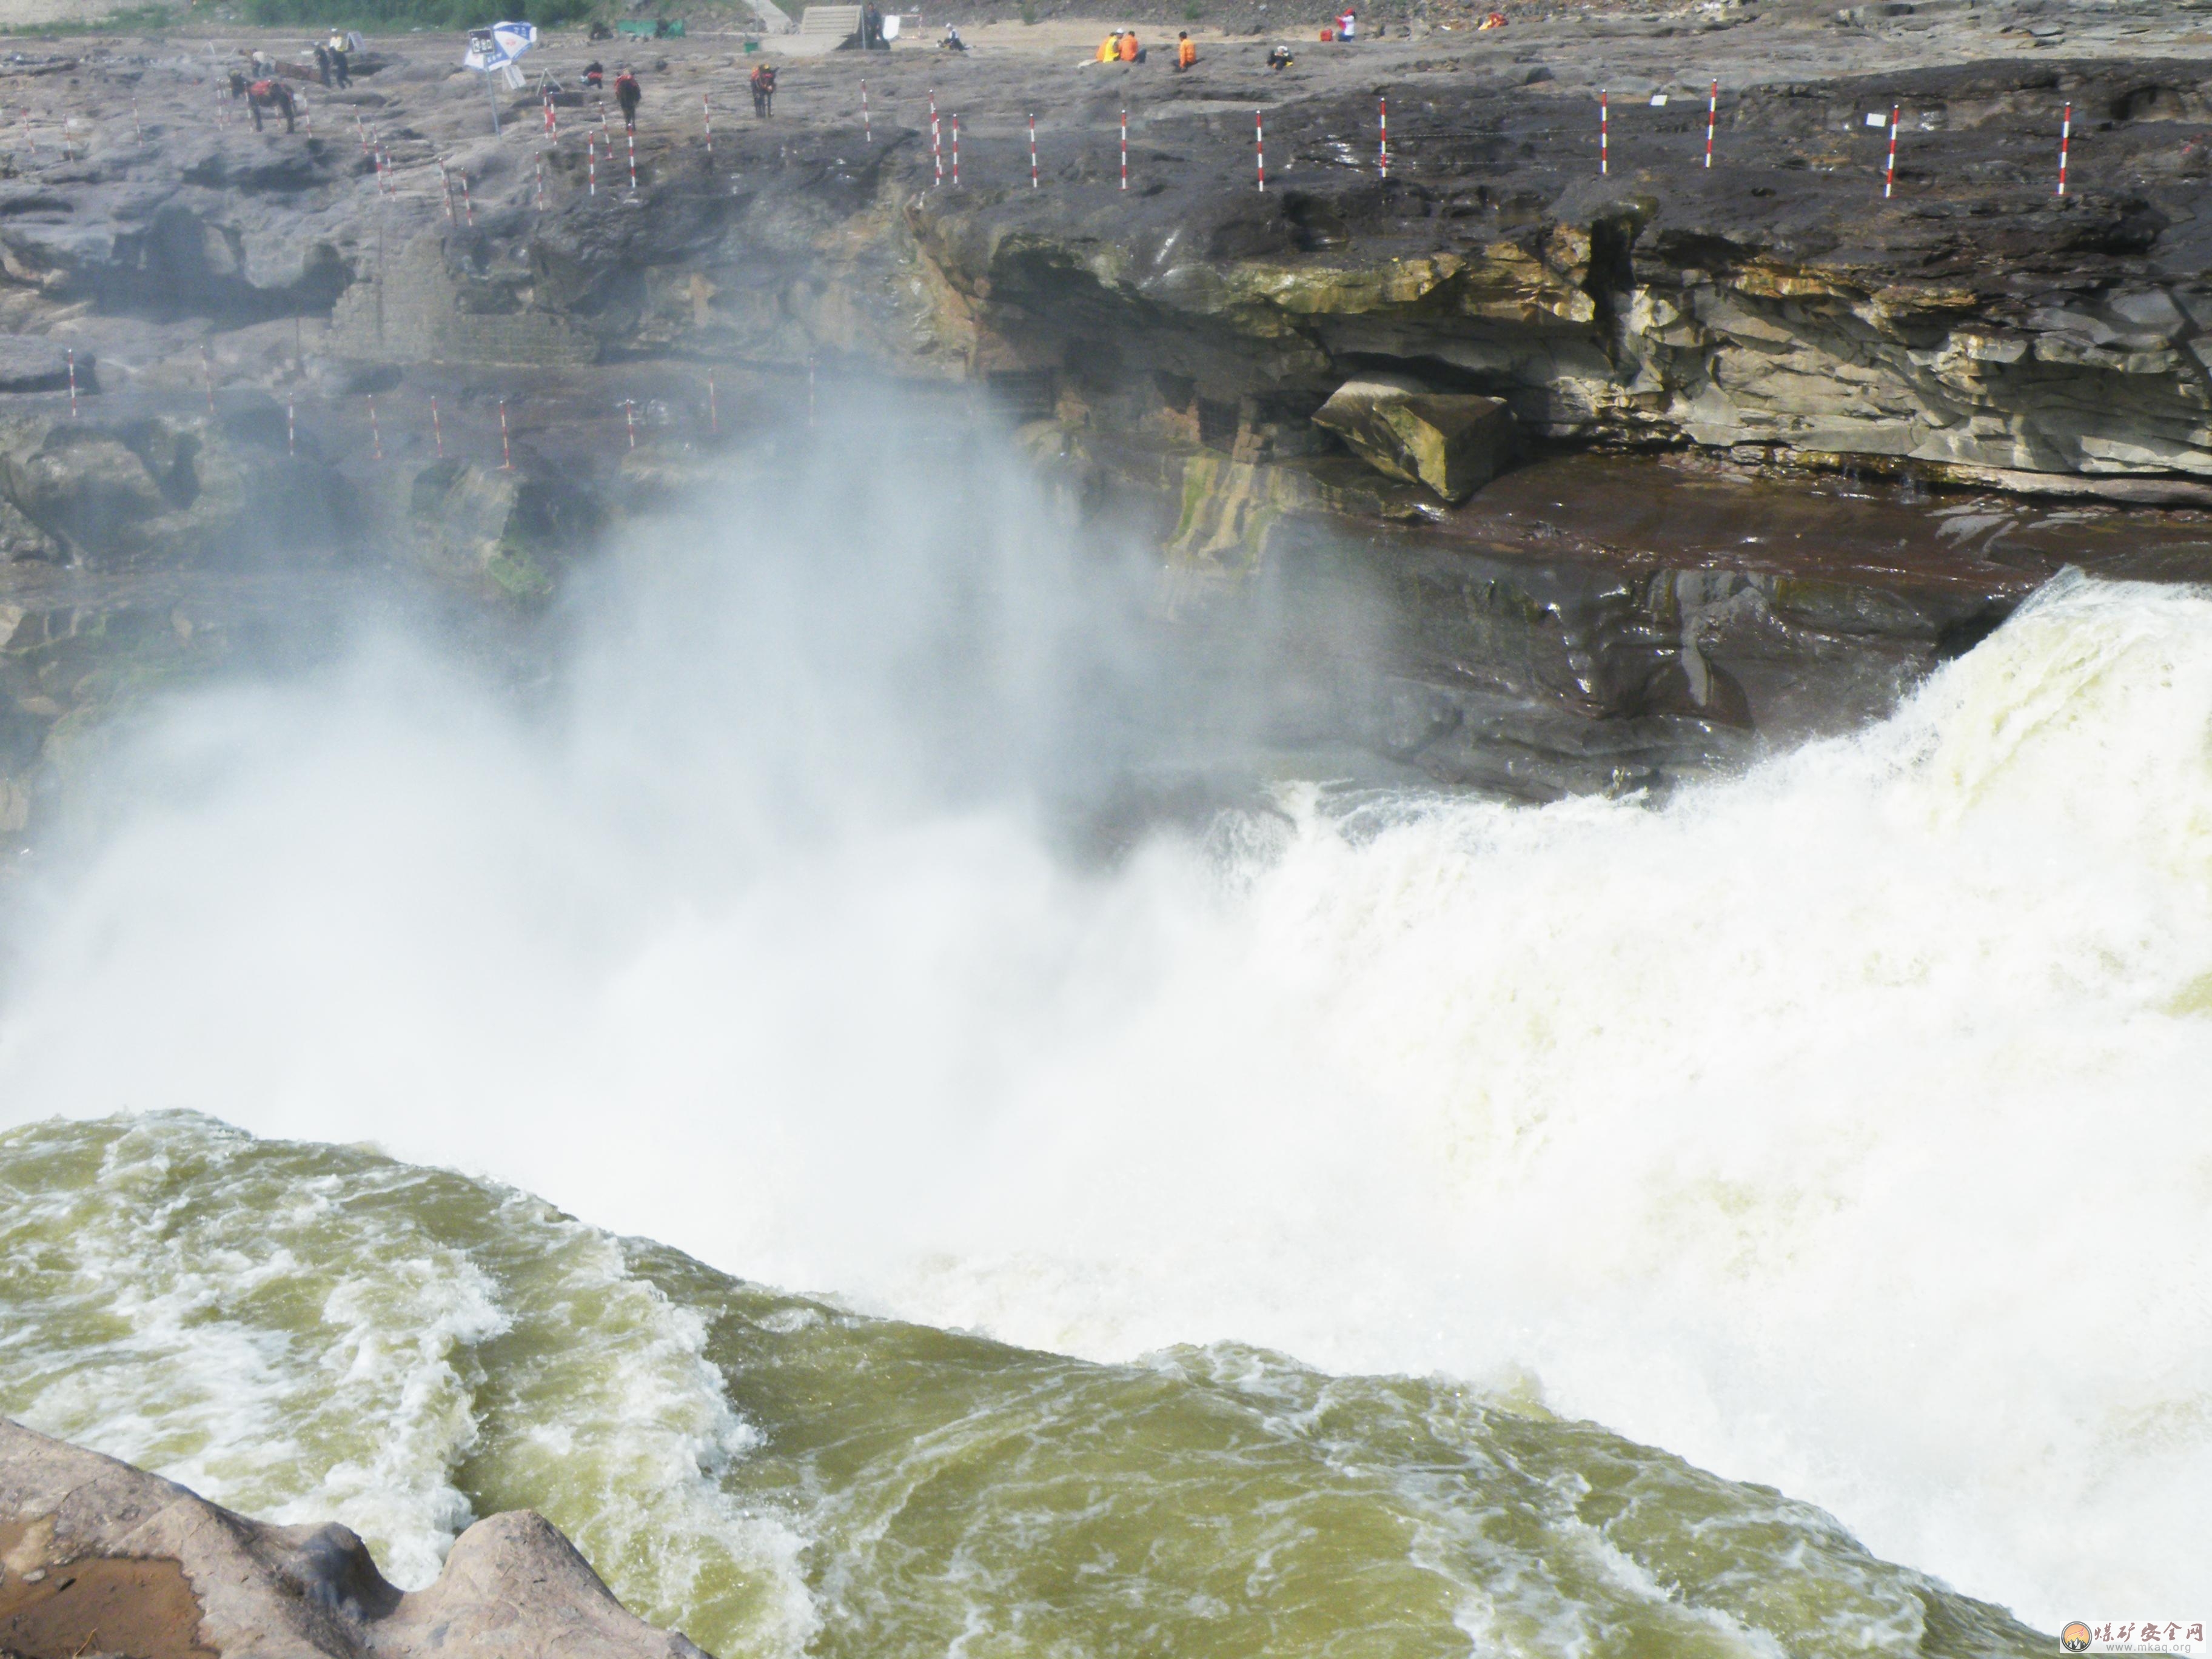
0 456 2204 1632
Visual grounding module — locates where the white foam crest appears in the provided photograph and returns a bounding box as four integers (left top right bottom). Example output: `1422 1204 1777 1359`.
468 1196 818 1658
0 1119 504 1585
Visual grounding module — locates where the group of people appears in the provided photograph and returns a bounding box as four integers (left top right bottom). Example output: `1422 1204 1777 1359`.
579 62 646 126
310 36 352 86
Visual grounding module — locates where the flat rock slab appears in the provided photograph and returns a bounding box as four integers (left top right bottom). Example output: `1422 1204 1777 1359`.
0 1418 716 1659
0 338 92 397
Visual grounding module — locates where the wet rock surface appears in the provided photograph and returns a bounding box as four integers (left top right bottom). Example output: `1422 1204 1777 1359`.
0 1418 714 1659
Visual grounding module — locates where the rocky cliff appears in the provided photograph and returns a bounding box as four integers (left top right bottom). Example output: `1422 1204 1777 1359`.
6 2 2212 814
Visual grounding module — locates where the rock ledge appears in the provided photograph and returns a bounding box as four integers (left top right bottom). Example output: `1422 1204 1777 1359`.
0 1419 712 1659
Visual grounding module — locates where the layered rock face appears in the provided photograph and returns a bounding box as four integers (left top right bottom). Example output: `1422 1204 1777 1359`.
0 1419 711 1659
7 10 2212 812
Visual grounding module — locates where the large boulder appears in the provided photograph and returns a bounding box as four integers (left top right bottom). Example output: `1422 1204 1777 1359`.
1310 376 1516 504
0 1418 714 1659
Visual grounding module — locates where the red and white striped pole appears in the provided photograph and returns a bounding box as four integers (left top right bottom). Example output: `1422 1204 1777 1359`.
286 393 295 457
1255 109 1264 192
951 112 959 186
535 150 545 212
544 93 555 136
498 398 513 470
367 393 383 461
707 369 718 434
1378 95 1387 178
703 92 712 156
65 348 76 418
931 90 942 187
1883 102 1899 198
460 170 475 226
1120 107 1128 191
432 395 444 459
588 135 597 195
861 79 871 144
1704 79 1716 168
1029 112 1037 187
625 400 637 449
2057 100 2071 196
626 127 637 192
1600 87 1608 175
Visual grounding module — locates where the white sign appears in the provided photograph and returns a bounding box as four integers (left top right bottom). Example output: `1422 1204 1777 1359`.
1866 110 1886 126
462 20 537 72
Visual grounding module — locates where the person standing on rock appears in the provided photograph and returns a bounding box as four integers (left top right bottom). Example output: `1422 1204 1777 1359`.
1336 5 1356 38
329 42 351 87
248 77 297 133
749 62 777 118
615 65 642 129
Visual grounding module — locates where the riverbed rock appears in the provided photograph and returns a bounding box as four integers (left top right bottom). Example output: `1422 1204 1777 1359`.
0 1418 715 1659
1312 377 1515 503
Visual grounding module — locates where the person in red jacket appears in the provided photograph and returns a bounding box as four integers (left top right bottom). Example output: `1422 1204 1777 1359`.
750 62 777 118
614 66 642 129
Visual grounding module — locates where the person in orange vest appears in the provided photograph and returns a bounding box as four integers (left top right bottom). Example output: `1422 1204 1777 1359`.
1174 30 1196 67
1118 28 1141 61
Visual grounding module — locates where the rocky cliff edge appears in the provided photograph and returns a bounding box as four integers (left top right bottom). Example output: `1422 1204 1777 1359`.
0 1419 714 1659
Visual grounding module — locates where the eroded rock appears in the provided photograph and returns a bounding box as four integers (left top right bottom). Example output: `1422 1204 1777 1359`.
0 1418 714 1659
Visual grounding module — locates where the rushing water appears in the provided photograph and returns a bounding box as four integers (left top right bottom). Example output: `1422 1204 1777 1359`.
0 441 2204 1654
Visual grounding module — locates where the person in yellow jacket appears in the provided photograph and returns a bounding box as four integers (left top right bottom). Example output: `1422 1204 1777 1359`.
1175 30 1196 68
1118 28 1140 60
1096 30 1121 59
